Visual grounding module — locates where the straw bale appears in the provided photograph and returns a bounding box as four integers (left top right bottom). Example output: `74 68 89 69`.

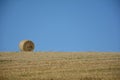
19 40 34 52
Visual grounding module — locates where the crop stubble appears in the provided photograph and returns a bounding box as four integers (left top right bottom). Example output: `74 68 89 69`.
0 52 120 80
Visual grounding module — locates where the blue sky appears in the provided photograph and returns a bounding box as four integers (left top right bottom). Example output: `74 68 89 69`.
0 0 120 52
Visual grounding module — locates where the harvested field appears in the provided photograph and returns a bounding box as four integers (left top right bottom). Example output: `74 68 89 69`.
0 52 120 80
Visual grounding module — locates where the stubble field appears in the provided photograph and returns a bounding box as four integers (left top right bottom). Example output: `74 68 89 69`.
0 52 120 80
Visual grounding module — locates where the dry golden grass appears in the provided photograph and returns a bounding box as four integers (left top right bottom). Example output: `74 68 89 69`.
0 52 120 80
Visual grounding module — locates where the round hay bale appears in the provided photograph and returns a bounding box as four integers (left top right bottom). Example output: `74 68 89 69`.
19 40 35 52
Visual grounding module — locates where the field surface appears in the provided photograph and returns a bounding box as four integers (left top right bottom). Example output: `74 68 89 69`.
0 52 120 80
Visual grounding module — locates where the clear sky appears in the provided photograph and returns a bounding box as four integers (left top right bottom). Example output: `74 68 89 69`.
0 0 120 52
